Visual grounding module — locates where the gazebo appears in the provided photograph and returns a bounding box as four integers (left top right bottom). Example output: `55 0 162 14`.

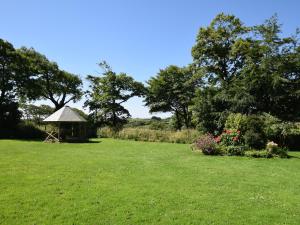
43 106 87 142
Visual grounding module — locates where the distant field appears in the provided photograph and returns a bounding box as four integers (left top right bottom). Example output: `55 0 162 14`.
0 139 299 225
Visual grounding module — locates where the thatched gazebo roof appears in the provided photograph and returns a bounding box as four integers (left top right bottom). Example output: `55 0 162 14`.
43 106 87 123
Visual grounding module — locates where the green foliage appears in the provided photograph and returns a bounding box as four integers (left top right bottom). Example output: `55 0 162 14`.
191 13 300 136
243 131 266 150
98 127 201 144
0 39 32 132
263 113 300 150
148 120 168 130
245 148 288 158
243 116 267 149
192 88 228 133
225 113 248 131
20 104 54 124
0 39 32 103
225 145 246 156
244 150 273 158
18 47 83 110
266 141 289 158
145 65 196 129
85 61 145 131
192 13 247 86
123 118 170 130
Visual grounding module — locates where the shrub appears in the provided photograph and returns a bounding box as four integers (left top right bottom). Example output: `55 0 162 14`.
193 134 221 155
243 116 267 149
270 147 289 158
266 141 288 158
149 121 168 130
215 129 241 146
98 127 117 138
98 127 201 144
263 113 300 150
245 147 288 158
225 145 246 156
266 141 278 152
245 150 273 158
243 131 267 150
225 113 247 131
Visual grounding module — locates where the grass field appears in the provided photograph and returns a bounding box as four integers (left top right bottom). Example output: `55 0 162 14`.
0 139 299 225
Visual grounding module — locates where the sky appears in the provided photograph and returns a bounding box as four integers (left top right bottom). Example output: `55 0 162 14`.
1 0 299 118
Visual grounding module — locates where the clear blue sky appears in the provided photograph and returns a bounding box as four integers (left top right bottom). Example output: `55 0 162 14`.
1 0 299 118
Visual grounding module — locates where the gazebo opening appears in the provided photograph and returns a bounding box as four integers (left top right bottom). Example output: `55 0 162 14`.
43 106 88 142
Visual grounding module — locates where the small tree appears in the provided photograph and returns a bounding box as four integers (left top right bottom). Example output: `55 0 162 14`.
20 104 54 124
85 61 145 131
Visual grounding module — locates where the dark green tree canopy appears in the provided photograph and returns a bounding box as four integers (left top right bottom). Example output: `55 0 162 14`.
0 39 32 104
145 65 196 129
18 47 83 110
85 61 145 131
0 39 32 129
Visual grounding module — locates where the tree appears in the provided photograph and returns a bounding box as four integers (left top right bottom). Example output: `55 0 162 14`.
236 15 300 120
192 13 248 87
18 47 83 111
85 61 145 131
190 13 250 132
0 39 30 130
192 14 300 132
145 65 196 129
20 104 54 124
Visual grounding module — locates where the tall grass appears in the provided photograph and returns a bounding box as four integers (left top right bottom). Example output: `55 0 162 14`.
98 127 201 144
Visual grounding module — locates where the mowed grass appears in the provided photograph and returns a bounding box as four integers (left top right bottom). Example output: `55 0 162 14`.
0 139 299 225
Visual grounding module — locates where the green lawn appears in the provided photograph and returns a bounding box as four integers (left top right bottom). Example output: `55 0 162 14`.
0 139 299 225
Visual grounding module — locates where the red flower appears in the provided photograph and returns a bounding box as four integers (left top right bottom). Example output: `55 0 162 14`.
226 129 231 134
233 136 238 142
214 136 221 143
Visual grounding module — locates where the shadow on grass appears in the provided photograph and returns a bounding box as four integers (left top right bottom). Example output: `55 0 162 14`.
0 138 102 144
288 155 300 159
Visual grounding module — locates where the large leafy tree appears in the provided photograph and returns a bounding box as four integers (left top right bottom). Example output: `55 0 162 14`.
0 39 31 130
192 14 300 132
191 14 249 132
19 47 83 111
192 13 248 87
85 61 145 131
235 15 300 120
145 65 196 129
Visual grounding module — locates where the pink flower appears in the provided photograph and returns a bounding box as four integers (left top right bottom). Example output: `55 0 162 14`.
226 130 232 134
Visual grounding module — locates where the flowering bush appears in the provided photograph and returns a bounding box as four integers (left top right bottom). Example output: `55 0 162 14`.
266 141 278 152
193 134 221 155
214 129 241 146
266 141 288 158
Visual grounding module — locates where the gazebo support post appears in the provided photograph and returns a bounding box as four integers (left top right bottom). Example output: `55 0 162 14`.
58 122 61 142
